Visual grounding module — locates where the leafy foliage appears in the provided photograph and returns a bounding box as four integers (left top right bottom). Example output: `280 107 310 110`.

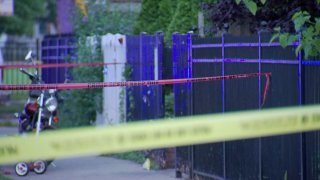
247 0 320 59
58 0 137 128
110 151 145 164
74 1 137 36
0 0 48 35
58 37 103 127
202 0 320 58
166 0 199 43
157 0 178 33
133 0 161 34
246 0 320 59
294 13 320 59
121 65 134 122
133 0 178 44
268 7 320 59
203 0 320 33
40 0 57 25
164 92 174 118
134 0 201 45
237 0 258 15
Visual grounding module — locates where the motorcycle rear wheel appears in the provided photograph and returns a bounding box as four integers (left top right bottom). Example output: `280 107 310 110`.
33 160 47 174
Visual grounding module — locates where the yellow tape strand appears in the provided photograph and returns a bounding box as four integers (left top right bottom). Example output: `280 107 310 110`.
1 105 320 164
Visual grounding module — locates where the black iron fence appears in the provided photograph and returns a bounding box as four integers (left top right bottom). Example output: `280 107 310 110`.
173 32 320 180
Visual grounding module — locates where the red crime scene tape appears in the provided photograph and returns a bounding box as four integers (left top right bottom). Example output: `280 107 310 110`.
0 72 271 107
0 62 123 69
0 72 271 90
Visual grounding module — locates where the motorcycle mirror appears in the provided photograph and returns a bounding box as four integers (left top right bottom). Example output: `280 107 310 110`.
25 51 33 62
14 113 19 118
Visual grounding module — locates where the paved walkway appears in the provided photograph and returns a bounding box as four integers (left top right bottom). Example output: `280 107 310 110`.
1 156 177 180
0 127 179 180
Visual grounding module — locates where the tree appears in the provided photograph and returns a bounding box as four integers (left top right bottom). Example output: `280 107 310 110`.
156 0 177 33
134 0 201 45
133 0 161 34
166 0 199 43
0 0 47 35
202 0 320 59
237 0 320 59
271 8 320 59
203 0 319 33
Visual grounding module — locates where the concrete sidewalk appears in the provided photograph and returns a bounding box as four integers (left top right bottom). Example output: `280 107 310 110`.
0 127 178 180
1 156 177 180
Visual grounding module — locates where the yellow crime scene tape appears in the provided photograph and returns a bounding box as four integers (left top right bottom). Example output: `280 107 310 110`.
1 105 320 164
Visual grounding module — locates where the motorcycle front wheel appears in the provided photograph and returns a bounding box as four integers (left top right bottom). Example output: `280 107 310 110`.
33 160 47 174
15 162 29 176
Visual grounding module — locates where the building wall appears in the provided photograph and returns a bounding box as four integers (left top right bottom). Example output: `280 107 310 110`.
56 0 75 34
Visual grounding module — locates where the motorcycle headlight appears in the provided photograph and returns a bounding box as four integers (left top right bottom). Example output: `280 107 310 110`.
45 97 58 112
49 89 56 94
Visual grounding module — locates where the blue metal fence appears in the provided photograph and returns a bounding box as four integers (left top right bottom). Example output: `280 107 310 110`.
41 33 164 122
41 34 76 83
126 33 164 121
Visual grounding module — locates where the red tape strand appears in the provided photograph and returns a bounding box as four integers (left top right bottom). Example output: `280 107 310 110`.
0 72 271 108
0 73 271 91
0 62 123 69
261 74 271 107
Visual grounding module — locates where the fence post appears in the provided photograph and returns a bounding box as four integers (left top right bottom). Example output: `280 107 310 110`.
172 32 180 178
187 31 193 105
298 33 302 106
172 33 178 117
222 33 225 113
258 31 262 180
297 33 306 180
258 32 262 109
155 31 163 118
187 31 194 179
221 33 226 179
187 32 193 117
139 32 146 120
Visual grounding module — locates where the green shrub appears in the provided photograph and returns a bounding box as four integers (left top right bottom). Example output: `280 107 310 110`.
111 151 145 164
134 0 199 45
0 173 12 180
110 151 160 170
58 0 137 128
166 0 199 44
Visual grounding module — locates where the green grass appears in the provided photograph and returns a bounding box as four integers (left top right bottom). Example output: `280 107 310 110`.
110 151 145 164
0 174 12 180
3 68 36 99
0 121 16 127
0 99 24 127
107 151 160 170
0 104 23 114
3 68 31 85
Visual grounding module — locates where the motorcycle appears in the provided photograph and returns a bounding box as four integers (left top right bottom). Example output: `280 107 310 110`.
14 51 60 176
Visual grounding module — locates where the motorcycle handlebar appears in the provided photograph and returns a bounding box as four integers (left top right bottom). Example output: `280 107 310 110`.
19 68 36 80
